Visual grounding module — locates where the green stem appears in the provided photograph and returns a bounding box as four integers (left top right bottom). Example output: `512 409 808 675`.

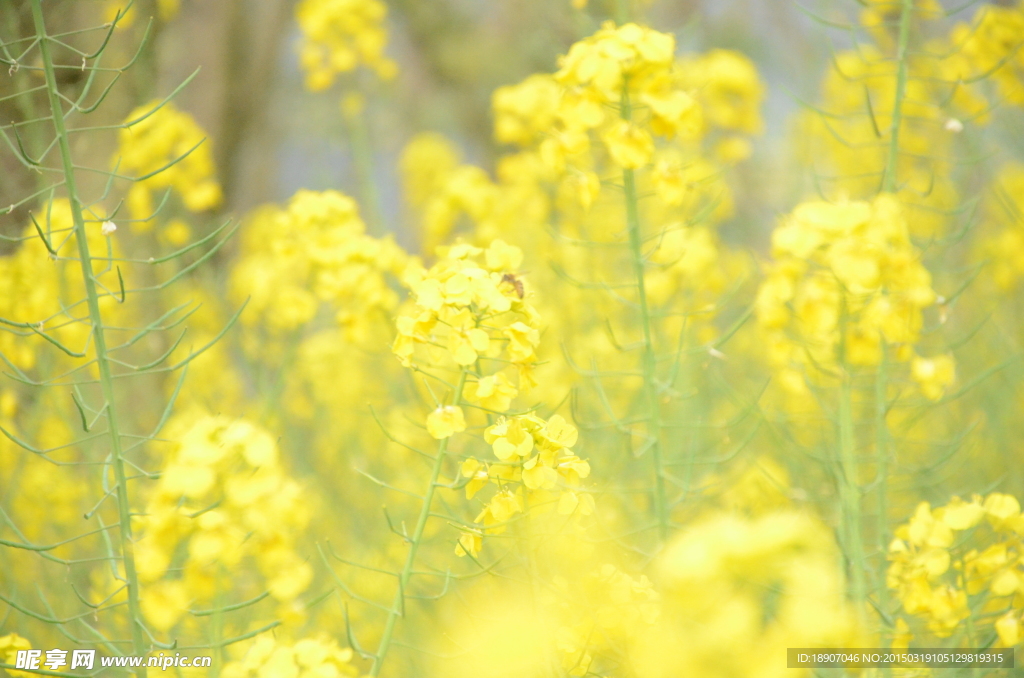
30 2 149 673
958 555 980 678
839 372 867 622
210 572 224 678
882 0 913 193
875 345 890 643
620 85 668 543
369 369 468 676
344 101 384 236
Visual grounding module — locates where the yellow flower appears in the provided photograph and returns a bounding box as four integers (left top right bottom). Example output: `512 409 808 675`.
468 372 518 412
393 240 542 389
678 49 765 135
556 23 675 99
522 455 559 489
911 354 955 401
493 75 562 146
141 580 189 632
449 324 491 365
558 490 596 516
455 531 483 558
485 239 524 271
601 120 654 169
557 455 591 485
161 463 216 498
485 417 535 460
564 170 602 210
478 490 523 527
997 611 1022 646
985 493 1021 525
540 414 579 450
642 83 702 139
460 458 490 499
267 554 315 601
940 496 984 530
426 405 467 439
296 0 397 90
0 633 32 676
505 321 540 363
222 637 357 678
118 101 222 221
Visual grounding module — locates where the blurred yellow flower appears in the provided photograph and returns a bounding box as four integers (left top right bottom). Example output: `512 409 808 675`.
426 405 467 439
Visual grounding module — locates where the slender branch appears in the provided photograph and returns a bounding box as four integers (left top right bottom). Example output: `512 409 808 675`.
30 1 149 672
882 0 914 193
621 81 668 542
368 369 469 676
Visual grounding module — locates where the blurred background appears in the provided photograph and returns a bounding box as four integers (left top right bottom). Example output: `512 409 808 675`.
5 2 1024 676
1 0 846 248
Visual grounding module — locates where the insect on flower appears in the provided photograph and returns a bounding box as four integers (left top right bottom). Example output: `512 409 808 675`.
501 273 525 299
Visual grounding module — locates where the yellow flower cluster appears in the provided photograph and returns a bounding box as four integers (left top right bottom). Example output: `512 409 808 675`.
456 413 592 557
104 0 180 26
295 0 397 91
644 220 746 312
977 164 1024 290
756 194 953 401
675 49 764 160
231 189 411 338
636 510 862 678
133 413 312 631
888 493 1024 643
394 31 767 390
0 225 62 371
399 133 502 251
434 558 658 678
118 101 222 221
489 22 764 198
222 635 357 678
391 30 766 434
0 200 123 370
858 0 943 46
0 633 32 677
483 27 762 351
546 564 660 676
393 239 541 393
5 414 86 543
17 4 1024 676
797 10 988 238
505 23 695 180
953 2 1024 107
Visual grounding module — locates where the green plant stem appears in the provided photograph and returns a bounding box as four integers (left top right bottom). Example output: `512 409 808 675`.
839 372 867 623
210 575 224 678
30 2 148 673
344 103 385 236
620 85 668 543
882 0 913 193
369 369 468 677
875 346 890 643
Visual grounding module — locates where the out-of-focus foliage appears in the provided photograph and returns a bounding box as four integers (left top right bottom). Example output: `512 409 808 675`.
4 1 1024 678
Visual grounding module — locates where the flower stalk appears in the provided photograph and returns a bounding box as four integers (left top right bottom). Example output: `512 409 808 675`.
883 0 914 194
620 84 669 543
369 369 468 676
30 0 148 673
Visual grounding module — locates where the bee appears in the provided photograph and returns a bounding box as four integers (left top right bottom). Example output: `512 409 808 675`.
501 273 525 299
